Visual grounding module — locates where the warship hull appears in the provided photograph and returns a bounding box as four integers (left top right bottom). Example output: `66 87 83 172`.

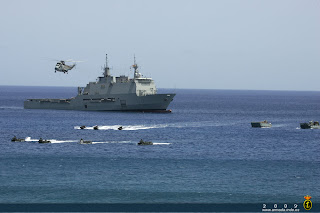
24 93 175 111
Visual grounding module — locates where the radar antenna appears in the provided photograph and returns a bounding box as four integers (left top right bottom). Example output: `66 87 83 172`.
133 55 138 70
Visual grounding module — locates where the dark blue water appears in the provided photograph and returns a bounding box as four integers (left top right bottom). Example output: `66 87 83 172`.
0 86 319 203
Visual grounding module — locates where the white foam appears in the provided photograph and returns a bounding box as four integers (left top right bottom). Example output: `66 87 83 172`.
0 106 23 110
24 137 38 142
21 138 171 145
122 125 160 130
74 126 95 130
49 139 78 144
24 137 78 143
167 121 221 128
74 124 168 131
152 143 171 145
99 125 123 130
92 141 132 144
74 121 229 131
91 142 105 144
271 124 285 127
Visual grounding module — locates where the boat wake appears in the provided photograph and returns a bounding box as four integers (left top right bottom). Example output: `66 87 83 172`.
25 137 78 143
24 137 134 144
24 137 38 142
0 106 23 110
48 139 78 144
74 124 168 131
91 141 132 144
22 137 170 145
74 121 224 131
152 143 171 145
271 124 285 128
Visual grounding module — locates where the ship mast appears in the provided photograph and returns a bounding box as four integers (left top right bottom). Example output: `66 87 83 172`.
133 54 141 79
104 54 110 77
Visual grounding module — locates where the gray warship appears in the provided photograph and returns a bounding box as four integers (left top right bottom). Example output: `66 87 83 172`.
24 55 175 111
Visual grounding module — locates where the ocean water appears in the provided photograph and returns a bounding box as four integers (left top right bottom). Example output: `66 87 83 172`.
0 86 319 204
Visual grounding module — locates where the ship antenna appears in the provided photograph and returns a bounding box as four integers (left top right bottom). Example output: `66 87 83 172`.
104 54 110 77
106 54 108 68
133 54 139 79
133 54 138 71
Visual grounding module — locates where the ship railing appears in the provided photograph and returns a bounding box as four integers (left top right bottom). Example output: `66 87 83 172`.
83 98 115 102
26 99 71 103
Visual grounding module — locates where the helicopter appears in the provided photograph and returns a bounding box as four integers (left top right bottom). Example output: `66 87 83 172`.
54 59 83 74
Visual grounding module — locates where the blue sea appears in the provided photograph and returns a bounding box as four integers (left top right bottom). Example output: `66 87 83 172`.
0 86 319 205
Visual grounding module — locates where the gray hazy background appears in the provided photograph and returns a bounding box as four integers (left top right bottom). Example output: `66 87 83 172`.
1 0 319 90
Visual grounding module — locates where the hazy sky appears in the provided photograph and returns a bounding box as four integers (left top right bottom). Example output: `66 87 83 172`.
1 0 319 90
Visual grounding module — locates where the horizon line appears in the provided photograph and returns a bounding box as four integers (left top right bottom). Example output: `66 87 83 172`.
0 84 320 93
